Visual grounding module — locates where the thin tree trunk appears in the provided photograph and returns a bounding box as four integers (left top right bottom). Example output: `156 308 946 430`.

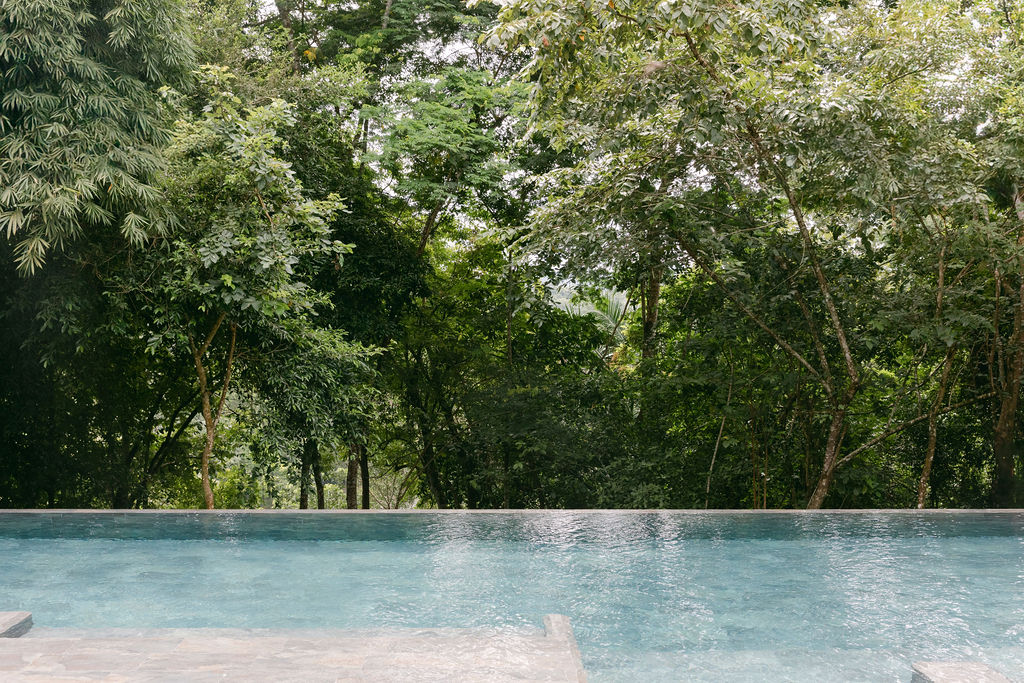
704 374 733 509
503 445 511 509
381 0 393 29
419 440 447 509
299 439 322 509
780 187 859 509
142 400 200 506
918 348 956 508
763 446 769 509
641 264 664 359
749 404 759 508
682 234 852 509
416 200 445 257
992 340 1021 506
189 315 234 511
299 443 310 510
196 373 217 511
113 383 172 507
918 242 954 509
359 444 370 509
506 260 514 366
111 435 134 508
346 453 359 509
359 117 369 155
312 447 325 510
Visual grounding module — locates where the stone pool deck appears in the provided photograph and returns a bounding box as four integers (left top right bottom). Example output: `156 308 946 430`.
0 614 587 682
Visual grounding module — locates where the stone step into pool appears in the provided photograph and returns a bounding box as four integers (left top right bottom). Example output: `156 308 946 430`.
0 613 588 682
0 612 32 638
0 611 1015 682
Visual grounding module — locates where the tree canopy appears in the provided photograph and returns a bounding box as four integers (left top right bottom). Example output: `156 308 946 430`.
0 0 194 271
1 0 1023 509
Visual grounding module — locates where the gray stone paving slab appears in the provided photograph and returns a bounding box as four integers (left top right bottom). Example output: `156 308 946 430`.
0 615 587 682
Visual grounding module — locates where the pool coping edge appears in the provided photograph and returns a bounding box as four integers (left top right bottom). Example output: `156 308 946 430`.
1 508 1022 514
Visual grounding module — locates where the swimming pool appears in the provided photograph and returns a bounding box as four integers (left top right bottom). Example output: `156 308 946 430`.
1 511 1021 681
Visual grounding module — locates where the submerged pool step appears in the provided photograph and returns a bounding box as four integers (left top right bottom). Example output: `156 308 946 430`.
0 614 587 682
913 661 1014 683
0 612 32 638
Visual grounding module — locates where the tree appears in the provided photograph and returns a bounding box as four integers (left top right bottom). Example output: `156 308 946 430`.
0 235 203 508
123 67 348 508
0 0 194 271
484 0 1012 507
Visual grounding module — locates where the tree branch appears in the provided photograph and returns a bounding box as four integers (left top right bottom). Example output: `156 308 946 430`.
836 391 995 467
676 234 823 383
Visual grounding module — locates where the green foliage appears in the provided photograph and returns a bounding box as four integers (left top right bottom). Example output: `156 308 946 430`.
0 0 194 271
4 0 1024 510
141 65 348 349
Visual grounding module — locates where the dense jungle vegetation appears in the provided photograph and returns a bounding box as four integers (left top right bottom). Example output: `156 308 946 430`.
1 0 1023 509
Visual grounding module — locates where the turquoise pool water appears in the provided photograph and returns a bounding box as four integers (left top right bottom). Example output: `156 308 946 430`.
0 511 1021 681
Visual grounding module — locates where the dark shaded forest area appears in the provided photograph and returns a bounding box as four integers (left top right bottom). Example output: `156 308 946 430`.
2 0 1023 509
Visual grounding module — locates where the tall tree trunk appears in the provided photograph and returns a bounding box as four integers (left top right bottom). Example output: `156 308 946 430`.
299 443 310 510
503 445 512 509
359 444 370 509
419 440 447 509
111 434 135 508
748 404 760 508
312 451 325 510
918 348 956 508
358 117 369 155
783 190 859 510
918 243 955 509
189 315 234 511
640 264 664 359
346 452 359 509
991 187 1024 507
199 387 218 509
704 373 733 509
301 439 322 510
506 260 514 366
992 382 1020 507
416 200 445 257
806 407 848 509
